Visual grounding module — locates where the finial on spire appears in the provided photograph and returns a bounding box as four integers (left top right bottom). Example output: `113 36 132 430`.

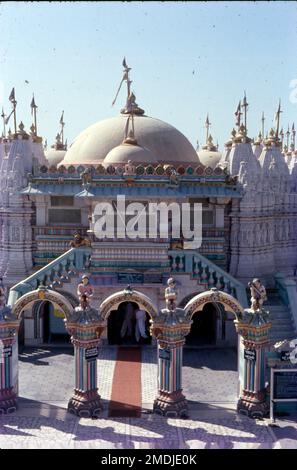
235 100 242 129
261 112 265 140
274 99 282 141
205 114 211 144
59 111 65 146
280 127 284 147
292 123 296 150
5 88 17 135
1 107 6 138
242 91 248 135
286 124 290 149
112 58 144 115
30 94 38 136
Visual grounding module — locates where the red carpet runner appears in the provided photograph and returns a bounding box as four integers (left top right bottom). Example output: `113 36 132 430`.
108 347 142 418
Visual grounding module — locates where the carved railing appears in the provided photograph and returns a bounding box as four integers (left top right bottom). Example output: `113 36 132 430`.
169 249 248 307
7 247 91 307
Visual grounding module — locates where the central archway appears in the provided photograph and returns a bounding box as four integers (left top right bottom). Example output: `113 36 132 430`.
99 289 158 321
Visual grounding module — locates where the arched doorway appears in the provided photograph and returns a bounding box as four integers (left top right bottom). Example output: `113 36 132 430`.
40 301 70 344
100 288 158 346
107 301 151 346
14 291 73 346
186 302 217 346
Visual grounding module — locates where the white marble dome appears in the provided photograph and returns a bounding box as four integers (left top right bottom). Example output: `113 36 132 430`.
198 149 222 169
60 114 200 166
45 148 67 167
104 141 159 164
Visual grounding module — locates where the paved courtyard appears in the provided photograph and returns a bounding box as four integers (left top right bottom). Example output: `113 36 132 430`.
0 346 294 448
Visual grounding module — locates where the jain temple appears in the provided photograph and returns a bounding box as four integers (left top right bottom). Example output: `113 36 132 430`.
0 60 297 353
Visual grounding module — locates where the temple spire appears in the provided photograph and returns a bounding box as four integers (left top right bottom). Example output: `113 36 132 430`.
30 94 38 136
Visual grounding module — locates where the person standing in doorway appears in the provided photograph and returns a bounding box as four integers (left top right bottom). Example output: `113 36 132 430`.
135 308 148 344
120 302 135 342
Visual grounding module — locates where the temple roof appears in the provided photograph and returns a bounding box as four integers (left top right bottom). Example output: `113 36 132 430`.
60 114 200 166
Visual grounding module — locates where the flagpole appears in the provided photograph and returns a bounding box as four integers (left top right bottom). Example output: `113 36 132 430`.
13 100 17 135
286 126 290 149
1 109 6 138
261 112 265 140
34 106 37 136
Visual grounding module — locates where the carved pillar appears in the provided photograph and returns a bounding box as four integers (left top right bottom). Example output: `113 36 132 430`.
151 308 192 418
235 308 271 418
66 307 106 418
0 307 20 414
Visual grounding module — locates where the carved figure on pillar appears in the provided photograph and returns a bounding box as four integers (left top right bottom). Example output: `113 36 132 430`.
165 277 178 311
77 274 94 309
248 278 267 312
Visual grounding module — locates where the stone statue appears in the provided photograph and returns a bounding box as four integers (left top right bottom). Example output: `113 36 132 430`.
248 278 267 312
123 159 136 176
165 277 178 311
69 233 91 248
0 277 7 308
77 274 94 310
81 168 92 186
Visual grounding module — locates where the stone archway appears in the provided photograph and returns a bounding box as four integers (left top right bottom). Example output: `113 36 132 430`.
183 289 243 347
12 288 73 321
184 289 244 320
99 288 158 321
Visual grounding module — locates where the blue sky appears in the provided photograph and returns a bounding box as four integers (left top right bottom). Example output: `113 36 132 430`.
0 1 296 149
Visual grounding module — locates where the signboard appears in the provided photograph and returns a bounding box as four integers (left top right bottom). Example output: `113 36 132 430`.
244 349 256 362
118 273 144 284
273 370 297 399
143 273 163 284
280 351 291 362
159 348 171 361
118 272 166 284
85 347 98 361
0 346 12 358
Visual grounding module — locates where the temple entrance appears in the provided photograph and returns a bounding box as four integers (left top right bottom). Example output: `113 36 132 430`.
41 301 70 344
186 302 217 346
107 301 151 346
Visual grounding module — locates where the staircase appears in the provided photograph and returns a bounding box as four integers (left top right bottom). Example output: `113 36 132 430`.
7 247 91 306
169 249 248 308
266 290 297 345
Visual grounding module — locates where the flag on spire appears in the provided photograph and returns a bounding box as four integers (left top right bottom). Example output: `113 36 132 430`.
122 57 127 69
9 87 15 102
60 111 64 125
30 95 37 115
235 101 241 127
